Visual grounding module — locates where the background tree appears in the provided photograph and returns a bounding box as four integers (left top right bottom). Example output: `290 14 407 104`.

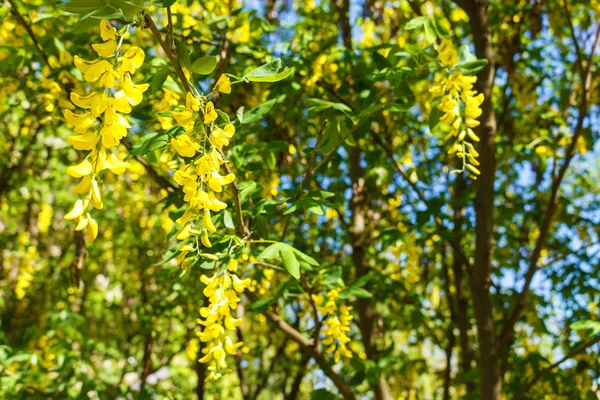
0 0 599 399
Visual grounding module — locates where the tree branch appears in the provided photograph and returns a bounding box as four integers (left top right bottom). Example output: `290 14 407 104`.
248 292 357 400
500 23 600 350
514 335 600 399
8 0 50 66
143 11 193 94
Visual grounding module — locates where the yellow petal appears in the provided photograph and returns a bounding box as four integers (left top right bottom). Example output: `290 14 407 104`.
92 39 116 58
104 153 128 175
83 60 111 83
73 175 92 194
100 19 117 41
215 74 231 94
122 74 148 106
120 47 145 74
64 110 95 133
201 232 212 248
91 179 101 204
67 132 98 151
70 92 97 109
64 199 85 220
86 215 99 242
203 101 217 124
67 159 93 178
176 224 192 240
75 216 89 231
203 210 216 233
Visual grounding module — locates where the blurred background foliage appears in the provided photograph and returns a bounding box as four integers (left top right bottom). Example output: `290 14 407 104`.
0 0 599 399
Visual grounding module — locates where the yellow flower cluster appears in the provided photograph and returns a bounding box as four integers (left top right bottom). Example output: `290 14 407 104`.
312 289 353 362
170 74 233 265
430 40 484 178
63 20 147 242
15 245 38 300
198 261 251 381
161 72 247 378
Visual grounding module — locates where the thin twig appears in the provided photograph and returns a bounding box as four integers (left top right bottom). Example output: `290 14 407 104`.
370 129 473 272
166 7 175 53
143 11 193 94
8 0 50 66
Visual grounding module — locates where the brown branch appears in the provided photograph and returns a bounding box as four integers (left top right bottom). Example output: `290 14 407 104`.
514 335 600 399
500 23 600 351
143 11 193 94
166 7 175 53
247 292 357 400
8 0 50 66
122 138 178 193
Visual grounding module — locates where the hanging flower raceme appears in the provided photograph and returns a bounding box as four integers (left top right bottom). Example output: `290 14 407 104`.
63 20 147 242
312 289 353 362
197 262 251 381
161 73 246 377
429 39 484 179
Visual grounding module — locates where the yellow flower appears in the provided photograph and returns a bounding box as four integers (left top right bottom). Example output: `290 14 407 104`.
204 101 218 124
203 209 216 232
438 39 458 67
104 153 129 174
120 47 145 74
100 19 117 41
215 74 231 94
121 74 149 106
210 123 235 148
67 132 99 150
186 92 201 111
65 199 86 220
66 159 93 178
92 39 116 58
314 290 353 362
64 110 95 133
171 134 201 157
207 170 235 193
86 214 99 242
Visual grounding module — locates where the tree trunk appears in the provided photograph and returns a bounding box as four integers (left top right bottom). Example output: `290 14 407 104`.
451 175 476 394
459 0 500 399
349 147 392 400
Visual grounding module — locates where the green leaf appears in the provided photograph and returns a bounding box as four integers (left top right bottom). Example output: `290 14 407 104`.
280 245 300 279
175 38 191 70
155 0 177 6
570 320 600 335
339 286 373 299
246 67 295 83
130 127 182 156
244 59 282 80
247 296 276 312
241 98 277 125
405 16 428 30
307 98 352 113
290 247 319 267
115 0 149 20
150 67 170 93
424 18 437 44
58 0 106 14
455 59 488 75
216 110 230 123
258 243 283 260
191 56 217 75
73 10 102 33
457 44 476 64
223 210 234 229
